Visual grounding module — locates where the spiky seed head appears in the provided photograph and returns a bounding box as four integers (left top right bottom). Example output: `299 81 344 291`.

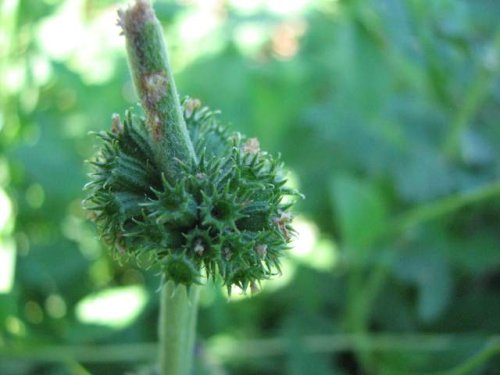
84 98 302 291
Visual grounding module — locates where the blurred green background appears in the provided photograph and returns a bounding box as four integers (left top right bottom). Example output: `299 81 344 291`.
1 0 500 374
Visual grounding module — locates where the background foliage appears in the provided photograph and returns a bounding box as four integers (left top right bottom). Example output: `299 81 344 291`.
1 0 500 374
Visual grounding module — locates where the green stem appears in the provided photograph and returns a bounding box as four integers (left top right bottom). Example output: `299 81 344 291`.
119 2 201 374
425 338 500 375
443 29 500 158
120 0 196 180
159 280 200 375
396 181 500 232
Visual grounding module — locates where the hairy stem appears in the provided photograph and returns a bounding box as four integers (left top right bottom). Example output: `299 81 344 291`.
159 281 200 375
119 2 200 374
119 0 196 180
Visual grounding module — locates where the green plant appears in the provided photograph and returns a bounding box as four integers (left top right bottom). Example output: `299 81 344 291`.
83 1 300 374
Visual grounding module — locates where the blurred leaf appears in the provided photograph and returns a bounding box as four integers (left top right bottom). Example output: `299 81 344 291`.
393 243 453 322
330 174 388 251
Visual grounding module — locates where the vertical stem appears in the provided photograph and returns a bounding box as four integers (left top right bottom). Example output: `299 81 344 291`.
120 0 196 180
159 280 201 375
119 2 200 374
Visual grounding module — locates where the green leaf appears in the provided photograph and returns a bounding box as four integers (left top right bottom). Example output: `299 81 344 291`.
330 174 388 251
394 245 452 322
